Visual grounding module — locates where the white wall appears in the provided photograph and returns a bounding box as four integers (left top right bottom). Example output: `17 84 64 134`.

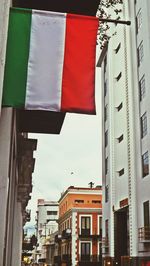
0 108 13 266
101 0 139 258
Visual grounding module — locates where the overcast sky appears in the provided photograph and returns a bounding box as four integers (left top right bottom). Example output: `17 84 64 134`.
26 53 102 229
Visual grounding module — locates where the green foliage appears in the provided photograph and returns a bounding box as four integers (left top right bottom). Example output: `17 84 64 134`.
97 0 123 49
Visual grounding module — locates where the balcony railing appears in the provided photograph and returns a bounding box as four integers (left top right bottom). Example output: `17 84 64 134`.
54 255 61 263
139 227 150 242
79 228 102 239
80 228 90 236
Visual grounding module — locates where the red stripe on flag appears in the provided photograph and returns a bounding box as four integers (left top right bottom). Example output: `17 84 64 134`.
61 14 98 114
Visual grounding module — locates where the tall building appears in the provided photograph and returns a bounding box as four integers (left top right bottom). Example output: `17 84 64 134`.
36 199 59 263
98 0 150 265
54 185 102 266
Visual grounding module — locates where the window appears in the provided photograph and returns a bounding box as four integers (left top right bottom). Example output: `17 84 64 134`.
118 134 123 143
142 151 149 177
139 75 145 101
92 200 101 204
105 130 108 147
136 9 142 33
115 72 122 81
105 157 108 175
47 211 57 215
115 42 121 54
99 242 102 256
81 242 91 261
118 168 124 176
141 112 147 138
104 219 109 253
105 219 109 238
67 219 69 228
104 105 108 121
143 201 150 227
116 102 123 111
137 41 144 66
81 217 91 235
105 185 109 202
99 216 102 235
75 199 84 203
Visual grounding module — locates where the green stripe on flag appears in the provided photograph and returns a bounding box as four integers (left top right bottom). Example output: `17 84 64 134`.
2 8 32 107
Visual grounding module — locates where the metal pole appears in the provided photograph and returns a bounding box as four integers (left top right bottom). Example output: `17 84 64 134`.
98 18 131 25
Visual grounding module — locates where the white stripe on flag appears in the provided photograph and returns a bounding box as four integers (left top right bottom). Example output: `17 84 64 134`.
25 10 66 111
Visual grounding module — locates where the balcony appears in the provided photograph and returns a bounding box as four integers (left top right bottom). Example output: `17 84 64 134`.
79 228 102 239
139 227 150 242
79 228 91 237
54 256 61 263
17 109 65 134
79 255 102 266
92 228 102 240
38 258 46 263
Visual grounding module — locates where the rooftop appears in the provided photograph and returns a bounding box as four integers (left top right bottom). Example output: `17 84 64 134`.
59 185 102 202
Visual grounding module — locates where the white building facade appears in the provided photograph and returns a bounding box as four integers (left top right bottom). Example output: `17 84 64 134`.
98 0 150 265
36 199 59 263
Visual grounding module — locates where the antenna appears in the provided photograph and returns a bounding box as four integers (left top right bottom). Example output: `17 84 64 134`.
88 182 94 188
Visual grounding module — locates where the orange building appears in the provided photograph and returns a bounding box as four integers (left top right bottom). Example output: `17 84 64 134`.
54 185 102 266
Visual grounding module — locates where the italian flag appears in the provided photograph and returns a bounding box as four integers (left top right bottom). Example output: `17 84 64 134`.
2 8 99 114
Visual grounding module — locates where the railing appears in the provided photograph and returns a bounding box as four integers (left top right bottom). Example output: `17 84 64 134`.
38 258 46 263
80 228 91 236
79 228 102 239
54 255 61 263
139 227 150 242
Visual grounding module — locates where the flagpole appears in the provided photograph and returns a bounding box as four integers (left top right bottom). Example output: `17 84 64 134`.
98 18 131 25
10 8 131 25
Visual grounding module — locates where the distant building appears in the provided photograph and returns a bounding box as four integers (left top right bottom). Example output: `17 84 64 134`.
54 185 102 266
36 199 59 263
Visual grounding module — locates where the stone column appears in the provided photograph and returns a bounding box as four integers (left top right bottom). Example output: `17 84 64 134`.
0 108 13 266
